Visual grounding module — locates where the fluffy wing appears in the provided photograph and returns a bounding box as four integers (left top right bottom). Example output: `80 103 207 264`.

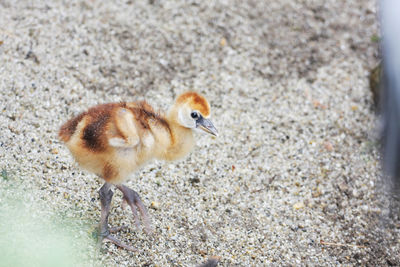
108 108 140 148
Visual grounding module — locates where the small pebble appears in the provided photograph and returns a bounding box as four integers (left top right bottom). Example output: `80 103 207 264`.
293 202 305 210
150 201 160 210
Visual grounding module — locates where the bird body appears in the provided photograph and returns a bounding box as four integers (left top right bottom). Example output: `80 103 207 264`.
59 92 217 251
59 93 213 183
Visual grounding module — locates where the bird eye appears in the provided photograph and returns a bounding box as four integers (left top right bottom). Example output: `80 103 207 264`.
191 111 199 119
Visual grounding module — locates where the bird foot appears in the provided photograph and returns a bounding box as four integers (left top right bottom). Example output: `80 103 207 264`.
98 226 138 252
117 185 153 234
102 234 138 252
97 182 146 252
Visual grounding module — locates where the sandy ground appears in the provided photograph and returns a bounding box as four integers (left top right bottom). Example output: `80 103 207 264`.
1 0 399 266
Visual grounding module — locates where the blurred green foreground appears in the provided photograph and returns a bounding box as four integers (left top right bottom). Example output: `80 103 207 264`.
0 174 96 267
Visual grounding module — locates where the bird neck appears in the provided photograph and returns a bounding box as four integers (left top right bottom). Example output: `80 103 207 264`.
160 108 195 161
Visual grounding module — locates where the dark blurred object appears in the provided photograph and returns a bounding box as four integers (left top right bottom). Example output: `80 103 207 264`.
380 0 400 190
369 62 383 109
197 257 220 267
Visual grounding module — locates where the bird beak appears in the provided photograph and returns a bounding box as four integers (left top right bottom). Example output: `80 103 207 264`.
196 117 218 136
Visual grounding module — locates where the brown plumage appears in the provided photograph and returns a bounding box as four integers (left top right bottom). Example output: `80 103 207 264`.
176 91 211 117
59 91 217 251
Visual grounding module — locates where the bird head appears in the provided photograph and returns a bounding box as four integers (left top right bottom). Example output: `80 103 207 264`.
171 92 218 136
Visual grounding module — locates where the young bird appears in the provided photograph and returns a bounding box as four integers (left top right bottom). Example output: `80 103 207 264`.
58 92 217 251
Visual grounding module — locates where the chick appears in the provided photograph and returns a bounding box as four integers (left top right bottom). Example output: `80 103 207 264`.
59 92 217 251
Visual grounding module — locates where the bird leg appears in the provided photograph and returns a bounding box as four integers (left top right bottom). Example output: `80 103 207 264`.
116 184 152 234
98 182 137 252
